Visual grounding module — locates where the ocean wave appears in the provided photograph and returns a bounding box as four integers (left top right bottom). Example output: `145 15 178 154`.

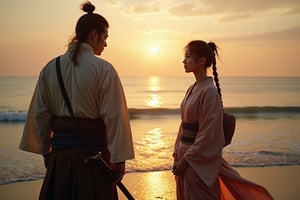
222 151 300 167
225 106 300 114
126 151 300 173
129 106 300 118
1 151 299 185
0 175 44 185
0 111 27 122
0 106 299 122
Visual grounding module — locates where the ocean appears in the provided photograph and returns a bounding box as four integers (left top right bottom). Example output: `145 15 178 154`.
0 76 300 185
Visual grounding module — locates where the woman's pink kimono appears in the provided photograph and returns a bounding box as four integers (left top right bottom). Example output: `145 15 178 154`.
173 78 273 200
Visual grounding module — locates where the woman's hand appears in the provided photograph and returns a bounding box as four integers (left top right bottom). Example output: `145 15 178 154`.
172 158 188 176
172 159 178 174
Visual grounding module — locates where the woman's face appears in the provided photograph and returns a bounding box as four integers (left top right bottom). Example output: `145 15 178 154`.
90 28 108 56
183 49 197 73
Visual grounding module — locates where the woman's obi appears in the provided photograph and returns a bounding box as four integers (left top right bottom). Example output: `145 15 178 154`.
51 116 107 150
181 122 199 145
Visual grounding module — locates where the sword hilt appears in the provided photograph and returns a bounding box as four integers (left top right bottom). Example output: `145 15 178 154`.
83 151 135 200
83 152 101 163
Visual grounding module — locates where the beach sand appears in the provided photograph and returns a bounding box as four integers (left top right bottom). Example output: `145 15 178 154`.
0 165 299 200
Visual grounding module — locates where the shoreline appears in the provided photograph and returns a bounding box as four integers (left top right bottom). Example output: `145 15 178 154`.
0 165 299 200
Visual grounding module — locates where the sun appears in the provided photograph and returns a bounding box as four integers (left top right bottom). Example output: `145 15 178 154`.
150 46 158 55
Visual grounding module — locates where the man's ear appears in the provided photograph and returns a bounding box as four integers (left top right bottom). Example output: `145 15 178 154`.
90 29 99 41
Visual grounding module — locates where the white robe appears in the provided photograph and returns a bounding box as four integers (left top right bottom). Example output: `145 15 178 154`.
19 43 134 163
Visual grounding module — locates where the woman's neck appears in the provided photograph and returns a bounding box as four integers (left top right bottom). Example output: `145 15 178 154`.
194 72 208 83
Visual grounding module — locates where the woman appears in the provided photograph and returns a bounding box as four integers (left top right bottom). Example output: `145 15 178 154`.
172 40 273 199
19 2 134 199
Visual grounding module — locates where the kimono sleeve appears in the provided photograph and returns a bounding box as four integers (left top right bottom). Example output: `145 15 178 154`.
19 71 52 155
183 86 224 187
98 67 134 163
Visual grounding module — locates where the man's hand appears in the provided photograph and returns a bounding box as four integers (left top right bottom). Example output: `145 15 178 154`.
43 153 51 168
112 161 125 184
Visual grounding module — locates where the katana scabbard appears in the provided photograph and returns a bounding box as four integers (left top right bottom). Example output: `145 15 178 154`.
86 152 135 200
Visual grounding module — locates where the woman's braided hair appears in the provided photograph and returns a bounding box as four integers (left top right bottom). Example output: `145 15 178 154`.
185 40 222 104
208 42 222 104
69 1 109 65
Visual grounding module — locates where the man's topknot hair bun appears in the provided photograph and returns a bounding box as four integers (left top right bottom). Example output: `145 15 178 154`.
81 1 95 14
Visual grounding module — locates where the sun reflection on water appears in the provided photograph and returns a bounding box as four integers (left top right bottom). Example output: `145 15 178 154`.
121 171 176 199
133 127 173 171
148 76 160 92
145 76 163 108
138 128 164 154
144 171 175 199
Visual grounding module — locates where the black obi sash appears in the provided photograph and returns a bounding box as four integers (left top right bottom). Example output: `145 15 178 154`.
181 122 199 145
51 116 107 150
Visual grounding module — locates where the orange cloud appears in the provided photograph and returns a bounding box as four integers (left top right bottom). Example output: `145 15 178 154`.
125 2 160 15
167 1 300 17
220 26 300 42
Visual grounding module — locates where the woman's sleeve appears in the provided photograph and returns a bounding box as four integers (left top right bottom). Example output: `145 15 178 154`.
183 87 225 186
173 123 182 160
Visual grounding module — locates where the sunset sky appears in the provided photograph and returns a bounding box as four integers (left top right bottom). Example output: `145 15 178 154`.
1 0 300 77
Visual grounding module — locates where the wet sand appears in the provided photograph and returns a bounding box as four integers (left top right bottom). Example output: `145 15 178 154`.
0 165 299 200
